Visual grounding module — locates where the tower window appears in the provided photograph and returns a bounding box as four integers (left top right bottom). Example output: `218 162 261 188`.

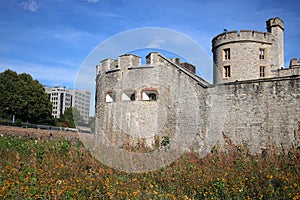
223 48 230 60
223 65 231 78
122 91 136 101
259 66 266 77
142 90 158 101
105 92 116 103
149 93 156 100
259 49 265 59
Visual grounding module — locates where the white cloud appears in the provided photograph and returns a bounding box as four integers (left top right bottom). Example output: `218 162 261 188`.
52 29 98 43
146 39 166 48
19 0 39 12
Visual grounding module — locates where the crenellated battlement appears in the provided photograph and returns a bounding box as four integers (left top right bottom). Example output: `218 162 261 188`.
289 58 300 68
96 58 117 75
212 30 273 50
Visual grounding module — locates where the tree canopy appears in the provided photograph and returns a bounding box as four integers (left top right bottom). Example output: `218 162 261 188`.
0 69 53 124
59 107 84 128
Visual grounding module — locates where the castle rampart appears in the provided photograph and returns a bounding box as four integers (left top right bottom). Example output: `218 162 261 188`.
206 76 300 152
212 30 273 50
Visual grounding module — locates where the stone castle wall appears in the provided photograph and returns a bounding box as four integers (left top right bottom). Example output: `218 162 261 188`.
95 52 300 154
95 17 299 154
95 53 208 151
206 77 300 153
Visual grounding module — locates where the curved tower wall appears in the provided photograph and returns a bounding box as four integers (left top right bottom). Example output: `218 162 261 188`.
212 17 284 84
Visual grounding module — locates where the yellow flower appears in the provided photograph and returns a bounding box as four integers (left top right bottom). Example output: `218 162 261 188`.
294 183 298 188
183 195 191 200
266 175 273 179
132 190 140 196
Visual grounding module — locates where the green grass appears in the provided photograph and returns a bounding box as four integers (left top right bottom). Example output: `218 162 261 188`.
0 135 299 199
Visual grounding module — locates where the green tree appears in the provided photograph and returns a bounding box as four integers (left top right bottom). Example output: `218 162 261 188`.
89 116 95 133
59 107 84 128
0 69 53 124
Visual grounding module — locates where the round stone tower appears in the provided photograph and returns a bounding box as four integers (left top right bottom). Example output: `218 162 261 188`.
212 17 284 84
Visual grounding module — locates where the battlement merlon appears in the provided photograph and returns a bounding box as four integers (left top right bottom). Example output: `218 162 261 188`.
289 58 300 68
212 30 273 50
118 54 141 71
96 54 141 75
266 17 284 32
96 58 118 75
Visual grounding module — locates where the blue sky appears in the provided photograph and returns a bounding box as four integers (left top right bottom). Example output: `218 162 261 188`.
1 0 300 115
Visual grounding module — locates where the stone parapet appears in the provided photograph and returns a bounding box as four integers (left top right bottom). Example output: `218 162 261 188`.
212 30 273 50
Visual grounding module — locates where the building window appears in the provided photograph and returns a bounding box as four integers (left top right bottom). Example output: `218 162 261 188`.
223 65 231 78
259 49 265 60
259 66 266 77
142 90 158 101
223 48 230 60
105 92 116 103
122 91 136 101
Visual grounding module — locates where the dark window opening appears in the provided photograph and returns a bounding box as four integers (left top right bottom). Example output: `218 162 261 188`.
259 49 265 60
148 93 156 101
224 65 231 78
130 93 135 101
260 66 265 77
122 91 135 101
142 90 158 101
224 48 230 60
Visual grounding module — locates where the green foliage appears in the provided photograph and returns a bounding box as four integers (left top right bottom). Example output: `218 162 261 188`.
88 116 95 133
0 69 53 125
59 107 84 128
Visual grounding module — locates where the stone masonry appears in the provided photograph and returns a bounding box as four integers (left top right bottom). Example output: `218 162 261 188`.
95 17 300 154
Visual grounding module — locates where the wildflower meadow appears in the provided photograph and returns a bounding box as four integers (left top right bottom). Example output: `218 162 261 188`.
0 131 299 199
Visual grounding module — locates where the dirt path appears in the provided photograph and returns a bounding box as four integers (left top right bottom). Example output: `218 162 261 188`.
0 125 79 140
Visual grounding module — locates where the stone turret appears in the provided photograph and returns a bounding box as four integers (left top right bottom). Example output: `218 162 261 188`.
266 17 284 70
212 17 285 84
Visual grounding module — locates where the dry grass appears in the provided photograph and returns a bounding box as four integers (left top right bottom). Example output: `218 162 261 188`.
0 130 299 199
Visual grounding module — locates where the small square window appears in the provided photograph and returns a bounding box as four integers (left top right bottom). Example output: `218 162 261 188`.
142 90 158 101
223 65 231 78
223 48 230 60
259 49 265 60
259 66 266 77
105 92 116 103
122 91 135 101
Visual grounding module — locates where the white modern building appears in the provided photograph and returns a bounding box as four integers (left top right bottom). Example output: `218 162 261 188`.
70 89 91 124
44 86 90 124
